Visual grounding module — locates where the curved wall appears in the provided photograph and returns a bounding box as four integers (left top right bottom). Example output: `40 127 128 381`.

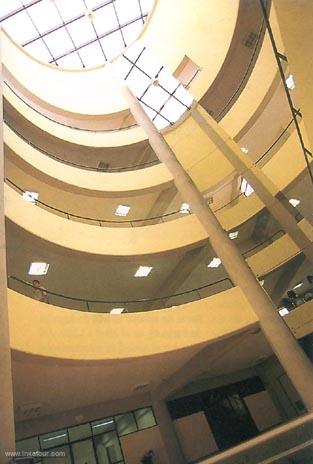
8 286 257 360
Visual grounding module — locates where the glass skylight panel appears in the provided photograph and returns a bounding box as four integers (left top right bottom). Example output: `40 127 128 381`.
122 21 144 45
115 0 141 24
2 11 37 44
66 17 95 48
27 1 61 34
44 28 74 60
121 45 194 130
56 0 86 22
26 40 53 63
100 31 125 61
57 53 83 69
0 0 21 17
78 42 104 68
0 0 153 68
93 4 118 37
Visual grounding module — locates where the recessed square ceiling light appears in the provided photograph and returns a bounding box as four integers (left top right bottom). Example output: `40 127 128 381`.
279 307 289 317
289 198 300 207
240 178 254 197
207 257 222 268
180 202 191 213
241 147 249 154
293 282 303 290
110 307 125 315
22 191 39 203
134 266 153 277
285 74 295 90
115 204 131 217
28 262 50 276
229 231 239 240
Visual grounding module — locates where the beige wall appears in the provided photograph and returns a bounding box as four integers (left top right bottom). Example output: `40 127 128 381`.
120 426 169 464
8 286 258 360
174 412 218 461
244 391 282 432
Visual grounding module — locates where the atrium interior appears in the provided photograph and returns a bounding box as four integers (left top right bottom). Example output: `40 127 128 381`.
0 1 313 463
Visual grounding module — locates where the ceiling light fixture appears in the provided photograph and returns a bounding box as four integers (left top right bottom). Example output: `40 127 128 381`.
241 147 249 154
285 74 295 90
289 198 300 208
180 203 191 213
279 307 289 316
28 262 50 276
134 266 153 277
240 178 254 197
207 257 222 268
229 231 239 240
293 282 303 290
115 205 131 217
110 308 125 315
22 191 39 203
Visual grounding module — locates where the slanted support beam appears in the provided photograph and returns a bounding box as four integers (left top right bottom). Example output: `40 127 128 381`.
112 67 313 411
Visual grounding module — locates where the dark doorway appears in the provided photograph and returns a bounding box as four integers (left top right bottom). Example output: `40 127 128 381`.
202 392 258 450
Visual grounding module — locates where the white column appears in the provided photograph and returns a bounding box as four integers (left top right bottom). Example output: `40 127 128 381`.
0 31 16 462
114 76 313 411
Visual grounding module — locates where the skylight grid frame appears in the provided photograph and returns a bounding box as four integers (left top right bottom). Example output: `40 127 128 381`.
122 45 194 129
0 0 151 68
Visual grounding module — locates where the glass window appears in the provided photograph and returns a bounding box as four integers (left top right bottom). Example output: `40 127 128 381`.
42 445 72 464
68 423 92 442
134 407 156 430
71 439 97 464
115 412 137 436
16 436 41 462
91 417 115 436
40 430 68 450
94 431 123 464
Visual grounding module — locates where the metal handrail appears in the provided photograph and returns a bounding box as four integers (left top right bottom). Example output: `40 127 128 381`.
4 118 159 172
6 177 190 227
7 275 234 312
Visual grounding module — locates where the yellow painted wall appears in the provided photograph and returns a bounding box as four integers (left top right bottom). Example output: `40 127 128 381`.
8 286 258 360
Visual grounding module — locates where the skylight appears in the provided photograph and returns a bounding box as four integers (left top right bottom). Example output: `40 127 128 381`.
134 265 152 277
119 43 194 129
0 0 154 69
28 262 50 276
115 204 131 217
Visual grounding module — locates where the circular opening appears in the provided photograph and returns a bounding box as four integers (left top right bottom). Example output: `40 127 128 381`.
0 0 154 69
